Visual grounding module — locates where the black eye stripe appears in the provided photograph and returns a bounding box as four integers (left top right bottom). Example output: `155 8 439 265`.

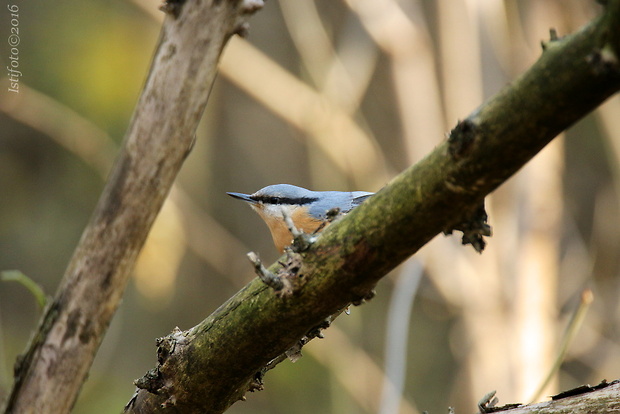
252 196 319 205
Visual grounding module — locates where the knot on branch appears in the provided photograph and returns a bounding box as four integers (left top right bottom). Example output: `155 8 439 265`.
159 0 186 18
156 327 182 364
134 367 164 395
444 201 492 253
248 251 305 296
132 327 188 403
241 0 264 14
541 28 563 50
448 119 478 160
233 0 265 37
248 372 265 393
351 289 376 306
587 45 620 77
477 390 521 413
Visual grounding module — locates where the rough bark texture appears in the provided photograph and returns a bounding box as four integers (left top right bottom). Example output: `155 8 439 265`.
2 1 264 413
125 2 620 414
491 381 620 413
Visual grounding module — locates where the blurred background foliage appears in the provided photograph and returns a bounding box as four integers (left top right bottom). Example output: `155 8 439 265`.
1 0 619 413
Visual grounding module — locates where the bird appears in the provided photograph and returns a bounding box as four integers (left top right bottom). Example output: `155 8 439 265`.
227 184 373 252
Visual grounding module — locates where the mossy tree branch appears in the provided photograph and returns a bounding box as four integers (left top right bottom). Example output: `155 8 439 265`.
481 381 620 413
125 2 620 413
2 1 264 413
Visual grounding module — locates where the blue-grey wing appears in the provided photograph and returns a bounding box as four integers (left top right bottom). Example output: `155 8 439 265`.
340 192 373 213
308 191 373 218
351 192 373 207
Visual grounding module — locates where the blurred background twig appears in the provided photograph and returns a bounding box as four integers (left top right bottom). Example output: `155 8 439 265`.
0 1 617 413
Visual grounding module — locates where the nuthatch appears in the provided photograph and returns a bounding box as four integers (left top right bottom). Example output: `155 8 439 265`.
228 184 373 252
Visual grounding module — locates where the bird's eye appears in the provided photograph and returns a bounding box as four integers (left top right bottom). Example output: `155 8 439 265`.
255 196 287 204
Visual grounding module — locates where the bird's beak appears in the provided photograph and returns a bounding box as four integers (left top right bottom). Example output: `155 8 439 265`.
227 192 256 204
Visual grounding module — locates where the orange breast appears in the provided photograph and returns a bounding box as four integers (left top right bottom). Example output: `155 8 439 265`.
255 207 324 252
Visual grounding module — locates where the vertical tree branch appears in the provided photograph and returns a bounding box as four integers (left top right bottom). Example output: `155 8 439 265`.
2 1 263 413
